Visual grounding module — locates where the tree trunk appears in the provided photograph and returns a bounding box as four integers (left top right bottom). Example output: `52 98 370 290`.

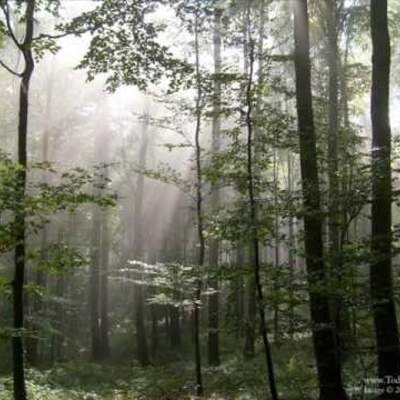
12 2 35 399
90 200 102 361
193 6 204 395
133 114 150 367
207 6 222 367
231 248 244 338
244 27 278 398
99 201 111 359
324 0 352 362
292 1 347 399
370 1 400 396
26 60 55 367
243 275 256 359
287 152 296 338
150 304 158 358
273 138 280 341
53 273 65 363
242 2 256 359
90 113 112 362
170 303 181 348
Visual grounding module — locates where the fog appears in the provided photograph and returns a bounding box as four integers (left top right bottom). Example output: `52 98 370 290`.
2 1 400 399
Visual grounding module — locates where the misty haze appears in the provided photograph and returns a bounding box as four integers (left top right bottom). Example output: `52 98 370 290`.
0 0 399 399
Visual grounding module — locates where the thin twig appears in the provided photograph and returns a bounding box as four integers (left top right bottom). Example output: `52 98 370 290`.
0 58 22 76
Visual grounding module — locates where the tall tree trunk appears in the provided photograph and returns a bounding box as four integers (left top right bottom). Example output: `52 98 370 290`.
339 21 357 344
133 114 150 367
370 1 400 396
90 114 111 362
26 61 55 367
243 276 256 358
244 28 278 398
170 263 181 348
53 271 65 363
287 151 296 338
292 1 347 399
12 2 35 399
90 197 102 360
326 0 339 267
242 2 256 359
273 138 280 341
324 0 351 361
234 247 244 338
207 6 222 367
150 304 158 358
99 196 111 359
193 5 204 395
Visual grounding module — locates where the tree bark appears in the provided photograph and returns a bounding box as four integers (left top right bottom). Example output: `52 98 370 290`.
292 1 347 399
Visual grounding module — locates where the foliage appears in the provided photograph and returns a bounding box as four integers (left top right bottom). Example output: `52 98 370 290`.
0 150 116 255
59 0 192 92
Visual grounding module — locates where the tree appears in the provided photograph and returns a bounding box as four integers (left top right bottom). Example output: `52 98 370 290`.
243 1 278 395
370 0 400 396
62 0 190 93
132 114 151 367
0 1 35 398
207 4 222 368
193 2 204 393
26 58 55 367
90 115 112 362
292 0 348 399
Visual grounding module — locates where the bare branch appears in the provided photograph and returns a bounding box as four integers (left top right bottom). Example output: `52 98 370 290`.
0 0 21 49
32 25 99 42
0 58 22 77
32 30 77 42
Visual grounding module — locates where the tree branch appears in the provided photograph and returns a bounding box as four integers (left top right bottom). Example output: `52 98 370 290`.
0 58 22 77
32 31 75 42
0 0 21 49
32 26 99 42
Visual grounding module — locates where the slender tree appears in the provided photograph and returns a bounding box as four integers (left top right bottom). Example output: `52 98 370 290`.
99 204 111 359
242 2 256 360
26 60 55 366
90 108 112 361
90 183 102 360
193 3 204 394
292 1 347 399
207 4 222 367
133 114 150 367
0 1 35 398
243 4 278 397
323 0 352 360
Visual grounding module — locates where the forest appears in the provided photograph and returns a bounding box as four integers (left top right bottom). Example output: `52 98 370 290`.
1 0 400 399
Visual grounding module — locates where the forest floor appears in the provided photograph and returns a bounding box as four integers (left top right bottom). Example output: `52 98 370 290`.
0 339 374 399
